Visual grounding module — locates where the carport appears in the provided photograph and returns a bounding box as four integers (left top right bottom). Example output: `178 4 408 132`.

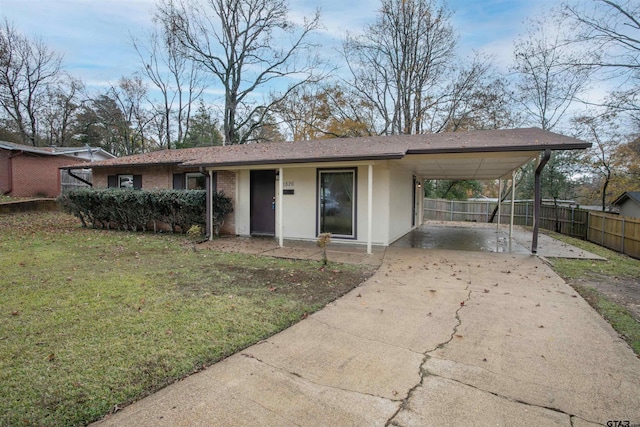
388 129 588 254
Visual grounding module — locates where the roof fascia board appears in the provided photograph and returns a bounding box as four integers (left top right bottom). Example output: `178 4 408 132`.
203 159 384 171
184 154 403 169
406 143 590 155
402 151 541 161
60 161 184 170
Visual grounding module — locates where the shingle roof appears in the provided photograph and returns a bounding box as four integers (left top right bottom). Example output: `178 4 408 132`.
0 141 114 158
61 128 591 170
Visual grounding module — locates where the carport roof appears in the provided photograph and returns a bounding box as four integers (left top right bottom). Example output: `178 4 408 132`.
62 128 590 179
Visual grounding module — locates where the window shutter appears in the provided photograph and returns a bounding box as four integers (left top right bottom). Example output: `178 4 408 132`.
107 175 117 188
173 173 185 190
133 175 142 189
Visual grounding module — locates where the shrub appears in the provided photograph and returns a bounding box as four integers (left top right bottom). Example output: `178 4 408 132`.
58 189 232 234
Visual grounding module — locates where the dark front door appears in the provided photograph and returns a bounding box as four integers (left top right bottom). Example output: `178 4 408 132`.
250 170 276 236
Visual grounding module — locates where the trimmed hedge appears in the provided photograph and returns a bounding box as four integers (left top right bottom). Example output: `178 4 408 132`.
58 189 233 234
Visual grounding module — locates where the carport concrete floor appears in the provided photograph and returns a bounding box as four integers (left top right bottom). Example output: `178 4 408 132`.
95 237 637 426
394 221 606 260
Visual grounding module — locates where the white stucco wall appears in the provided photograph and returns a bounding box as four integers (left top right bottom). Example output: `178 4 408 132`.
222 162 415 246
387 164 416 244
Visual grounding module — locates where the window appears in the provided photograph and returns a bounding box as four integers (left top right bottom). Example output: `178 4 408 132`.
118 175 134 189
186 173 206 190
108 174 141 189
318 169 356 238
173 172 209 190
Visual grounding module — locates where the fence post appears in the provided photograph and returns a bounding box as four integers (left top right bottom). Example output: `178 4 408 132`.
602 214 606 246
621 217 625 255
450 200 454 221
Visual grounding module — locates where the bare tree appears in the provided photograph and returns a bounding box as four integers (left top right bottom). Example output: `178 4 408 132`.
41 74 84 146
563 0 640 115
432 55 520 132
0 19 62 146
133 23 205 149
512 12 594 131
157 0 322 145
572 111 627 210
343 0 457 135
107 75 154 155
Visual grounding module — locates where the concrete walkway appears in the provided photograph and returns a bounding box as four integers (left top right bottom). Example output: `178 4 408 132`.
95 245 640 426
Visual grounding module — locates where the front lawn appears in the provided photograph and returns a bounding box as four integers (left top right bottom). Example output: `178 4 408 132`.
0 212 375 426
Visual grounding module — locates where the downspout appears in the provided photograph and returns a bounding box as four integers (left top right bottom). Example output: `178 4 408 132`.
532 149 551 255
4 150 24 195
67 168 93 187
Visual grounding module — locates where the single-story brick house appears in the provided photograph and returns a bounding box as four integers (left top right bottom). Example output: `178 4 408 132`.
62 128 590 253
1 141 115 197
612 191 640 218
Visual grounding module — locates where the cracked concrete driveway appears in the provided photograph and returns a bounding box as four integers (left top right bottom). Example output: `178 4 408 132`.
95 248 640 426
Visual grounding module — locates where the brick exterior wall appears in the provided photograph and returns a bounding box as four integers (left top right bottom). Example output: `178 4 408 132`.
0 149 10 194
93 166 238 236
1 150 84 197
216 170 236 235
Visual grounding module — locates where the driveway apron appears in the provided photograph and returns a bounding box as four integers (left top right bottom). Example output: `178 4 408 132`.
95 248 640 426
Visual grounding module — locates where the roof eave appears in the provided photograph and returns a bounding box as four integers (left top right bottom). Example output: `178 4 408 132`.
61 161 184 170
406 143 591 156
181 153 406 169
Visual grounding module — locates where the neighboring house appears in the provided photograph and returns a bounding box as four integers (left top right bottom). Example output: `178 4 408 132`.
0 141 115 197
62 128 591 252
612 192 640 218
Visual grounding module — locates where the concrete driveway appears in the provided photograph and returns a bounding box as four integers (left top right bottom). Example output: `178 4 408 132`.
95 247 640 426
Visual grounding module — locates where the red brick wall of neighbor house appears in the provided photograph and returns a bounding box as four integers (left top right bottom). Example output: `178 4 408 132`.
216 170 236 235
0 149 10 194
10 154 83 197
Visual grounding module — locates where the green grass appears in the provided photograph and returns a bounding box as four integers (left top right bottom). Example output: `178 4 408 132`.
544 230 640 280
0 195 20 203
572 285 640 355
541 231 640 356
0 212 375 426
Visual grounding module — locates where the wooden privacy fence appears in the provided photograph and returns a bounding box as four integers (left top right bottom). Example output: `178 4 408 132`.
588 212 640 259
423 198 588 239
424 198 639 258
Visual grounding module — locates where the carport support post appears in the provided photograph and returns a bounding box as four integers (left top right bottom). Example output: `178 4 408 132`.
367 164 373 255
509 169 516 247
208 170 213 241
497 179 503 233
278 167 284 248
532 149 551 254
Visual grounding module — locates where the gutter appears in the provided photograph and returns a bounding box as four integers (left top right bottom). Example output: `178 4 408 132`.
182 153 405 169
532 149 551 254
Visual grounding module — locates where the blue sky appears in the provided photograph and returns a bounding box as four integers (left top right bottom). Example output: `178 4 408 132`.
0 0 557 93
